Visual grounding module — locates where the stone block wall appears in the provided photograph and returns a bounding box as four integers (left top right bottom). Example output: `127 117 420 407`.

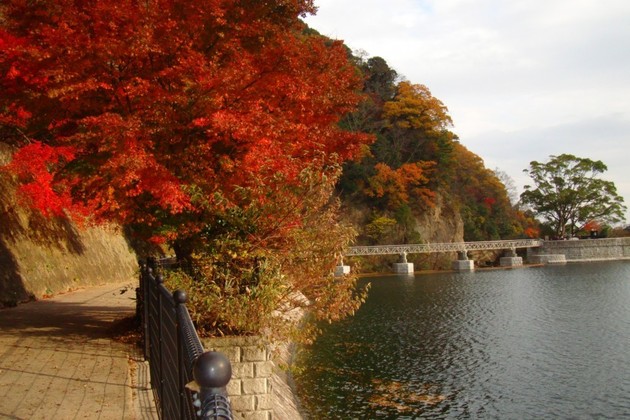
202 336 274 420
529 238 630 262
528 254 567 264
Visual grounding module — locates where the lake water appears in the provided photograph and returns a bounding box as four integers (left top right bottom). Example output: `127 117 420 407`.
295 261 630 419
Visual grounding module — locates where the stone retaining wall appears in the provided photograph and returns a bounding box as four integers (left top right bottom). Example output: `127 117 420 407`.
201 336 303 420
528 238 630 262
202 336 273 420
528 254 567 264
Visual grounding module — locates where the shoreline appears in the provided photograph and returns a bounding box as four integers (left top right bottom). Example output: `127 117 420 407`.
355 263 546 278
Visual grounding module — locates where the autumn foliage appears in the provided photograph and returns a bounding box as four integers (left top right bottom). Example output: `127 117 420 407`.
383 81 453 133
1 0 549 337
337 55 537 246
366 162 436 210
1 0 370 237
1 0 373 340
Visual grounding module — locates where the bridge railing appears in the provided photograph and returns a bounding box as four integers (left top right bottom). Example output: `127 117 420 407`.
138 258 233 419
346 239 542 256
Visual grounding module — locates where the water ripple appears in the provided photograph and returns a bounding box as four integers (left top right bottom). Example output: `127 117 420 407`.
296 261 630 419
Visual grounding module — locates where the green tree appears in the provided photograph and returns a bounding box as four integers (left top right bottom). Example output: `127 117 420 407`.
362 56 399 103
450 143 519 240
520 154 626 238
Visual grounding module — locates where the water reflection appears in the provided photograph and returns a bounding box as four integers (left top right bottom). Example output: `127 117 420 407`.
296 262 630 419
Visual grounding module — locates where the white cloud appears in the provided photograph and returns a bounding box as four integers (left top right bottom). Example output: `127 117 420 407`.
305 0 630 222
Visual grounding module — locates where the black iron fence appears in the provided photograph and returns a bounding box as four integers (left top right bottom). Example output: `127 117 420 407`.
138 258 233 420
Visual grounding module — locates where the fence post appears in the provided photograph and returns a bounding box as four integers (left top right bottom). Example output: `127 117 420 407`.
136 259 143 332
173 289 188 419
193 351 233 419
156 273 165 412
140 261 151 359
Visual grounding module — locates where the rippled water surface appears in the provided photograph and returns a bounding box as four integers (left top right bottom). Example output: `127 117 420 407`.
295 262 630 419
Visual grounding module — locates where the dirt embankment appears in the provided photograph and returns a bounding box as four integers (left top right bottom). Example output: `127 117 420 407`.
0 143 138 307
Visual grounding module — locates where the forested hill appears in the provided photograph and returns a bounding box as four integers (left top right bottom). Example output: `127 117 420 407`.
316 32 539 247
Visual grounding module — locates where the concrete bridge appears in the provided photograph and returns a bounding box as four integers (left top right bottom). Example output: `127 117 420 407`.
336 239 543 275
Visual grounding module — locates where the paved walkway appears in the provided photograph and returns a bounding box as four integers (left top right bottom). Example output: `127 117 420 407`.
0 282 157 419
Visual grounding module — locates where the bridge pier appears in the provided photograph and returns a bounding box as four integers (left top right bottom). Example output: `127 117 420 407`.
452 250 474 272
393 252 414 275
334 265 351 276
334 257 351 277
500 248 523 267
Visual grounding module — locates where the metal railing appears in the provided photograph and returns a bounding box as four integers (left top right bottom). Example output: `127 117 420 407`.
346 239 543 256
138 258 233 420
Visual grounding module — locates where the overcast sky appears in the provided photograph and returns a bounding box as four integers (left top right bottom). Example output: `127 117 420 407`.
305 0 630 224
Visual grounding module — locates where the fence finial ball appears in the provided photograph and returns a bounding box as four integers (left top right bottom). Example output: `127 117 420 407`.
193 351 232 389
173 289 187 304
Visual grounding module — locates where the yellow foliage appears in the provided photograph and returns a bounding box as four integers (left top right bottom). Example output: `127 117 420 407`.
383 81 452 134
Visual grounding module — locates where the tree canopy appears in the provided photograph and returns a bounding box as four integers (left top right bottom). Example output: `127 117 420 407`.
1 0 371 239
520 154 626 238
1 0 372 341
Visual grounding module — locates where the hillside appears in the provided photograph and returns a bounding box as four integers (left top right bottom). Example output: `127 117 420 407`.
333 49 539 269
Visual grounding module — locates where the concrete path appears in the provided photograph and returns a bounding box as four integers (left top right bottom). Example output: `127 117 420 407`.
0 282 157 419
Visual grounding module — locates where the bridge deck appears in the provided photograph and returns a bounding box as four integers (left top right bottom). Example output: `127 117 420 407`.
346 239 542 256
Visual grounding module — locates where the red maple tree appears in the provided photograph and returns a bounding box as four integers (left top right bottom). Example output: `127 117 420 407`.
1 0 371 244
